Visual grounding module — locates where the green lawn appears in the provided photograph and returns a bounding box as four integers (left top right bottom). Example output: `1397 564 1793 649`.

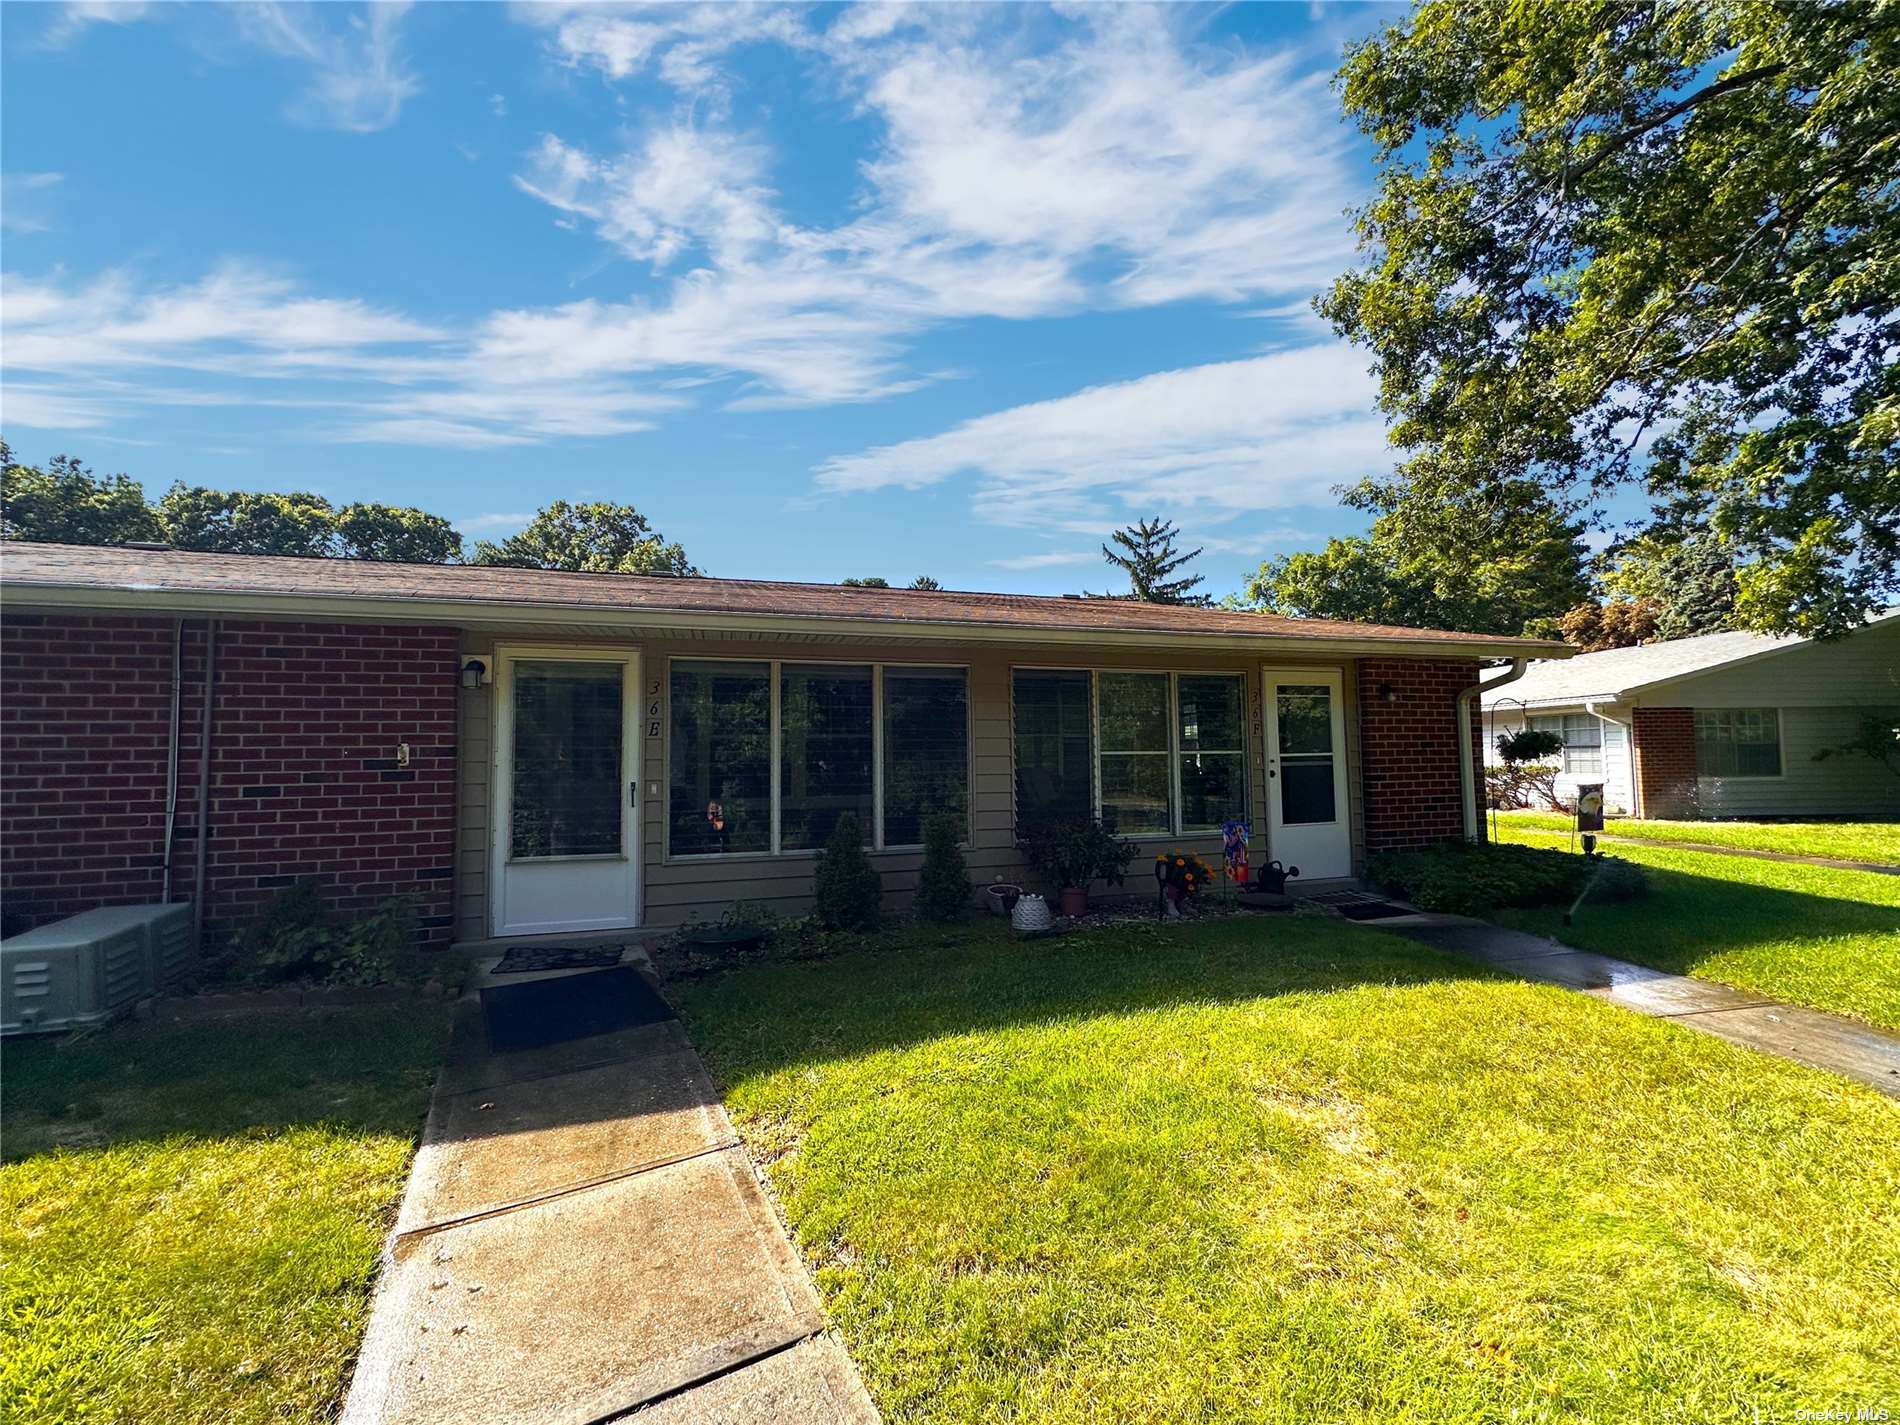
1492 825 1900 1033
1492 810 1900 865
674 918 1900 1424
1 1004 448 1425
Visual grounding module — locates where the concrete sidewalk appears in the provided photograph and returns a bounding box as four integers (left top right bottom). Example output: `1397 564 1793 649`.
1383 916 1900 1098
342 1008 878 1425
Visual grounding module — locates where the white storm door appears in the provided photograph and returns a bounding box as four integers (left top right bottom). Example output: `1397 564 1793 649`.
1261 668 1352 880
492 648 639 936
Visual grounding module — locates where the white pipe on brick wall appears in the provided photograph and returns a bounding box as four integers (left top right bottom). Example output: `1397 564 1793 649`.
1458 659 1527 841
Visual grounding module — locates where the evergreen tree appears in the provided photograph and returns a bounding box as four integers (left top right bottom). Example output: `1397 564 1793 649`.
812 812 881 931
913 813 971 921
1101 517 1210 605
908 575 941 590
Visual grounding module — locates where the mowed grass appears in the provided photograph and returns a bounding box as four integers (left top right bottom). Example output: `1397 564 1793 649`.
674 918 1900 1424
1492 810 1900 865
1493 825 1900 1033
1 1005 448 1425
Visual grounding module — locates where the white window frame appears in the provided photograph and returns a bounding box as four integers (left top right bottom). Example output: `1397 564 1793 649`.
1532 712 1605 777
1694 706 1786 780
665 654 973 861
1011 665 1250 839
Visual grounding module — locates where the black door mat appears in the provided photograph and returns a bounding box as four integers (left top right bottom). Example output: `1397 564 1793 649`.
491 944 626 975
1332 900 1414 922
481 966 674 1054
1299 890 1416 922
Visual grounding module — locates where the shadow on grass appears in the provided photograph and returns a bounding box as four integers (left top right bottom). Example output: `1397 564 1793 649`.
668 914 1497 1086
1498 857 1900 968
0 1003 450 1162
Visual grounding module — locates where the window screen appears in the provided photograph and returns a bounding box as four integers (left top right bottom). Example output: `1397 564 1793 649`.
1695 708 1781 777
883 668 969 846
1014 670 1093 829
1532 713 1604 776
1098 672 1171 834
510 660 623 859
779 664 874 850
669 661 771 855
1178 674 1245 830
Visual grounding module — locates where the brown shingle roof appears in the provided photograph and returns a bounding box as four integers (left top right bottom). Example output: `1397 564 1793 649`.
0 541 1566 654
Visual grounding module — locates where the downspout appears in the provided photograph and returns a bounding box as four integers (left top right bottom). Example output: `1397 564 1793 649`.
1584 698 1634 814
161 618 183 902
191 620 218 949
1458 659 1528 841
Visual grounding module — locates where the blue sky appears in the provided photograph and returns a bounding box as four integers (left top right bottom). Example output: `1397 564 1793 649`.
2 1 1414 597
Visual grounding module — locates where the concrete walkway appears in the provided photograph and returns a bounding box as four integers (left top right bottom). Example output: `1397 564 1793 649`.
1379 916 1900 1099
342 1006 878 1425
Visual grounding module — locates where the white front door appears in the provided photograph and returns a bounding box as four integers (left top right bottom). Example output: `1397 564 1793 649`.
492 647 639 936
1261 667 1352 880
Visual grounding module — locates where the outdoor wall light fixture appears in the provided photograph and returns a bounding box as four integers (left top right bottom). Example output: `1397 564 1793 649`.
461 656 493 689
1378 682 1398 704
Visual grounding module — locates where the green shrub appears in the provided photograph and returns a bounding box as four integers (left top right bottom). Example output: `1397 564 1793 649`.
1368 841 1646 917
914 813 972 921
1019 818 1136 891
813 812 882 931
234 880 420 986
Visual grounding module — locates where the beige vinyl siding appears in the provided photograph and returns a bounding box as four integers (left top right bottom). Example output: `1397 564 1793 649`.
457 630 1364 938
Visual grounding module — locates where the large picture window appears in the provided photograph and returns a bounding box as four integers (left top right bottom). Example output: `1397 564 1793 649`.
1531 713 1604 776
669 660 969 856
1013 668 1248 837
1013 670 1093 826
669 661 771 855
1695 708 1781 777
884 668 970 846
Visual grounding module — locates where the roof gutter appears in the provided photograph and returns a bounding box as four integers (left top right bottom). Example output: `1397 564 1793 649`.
0 582 1568 662
1460 659 1529 841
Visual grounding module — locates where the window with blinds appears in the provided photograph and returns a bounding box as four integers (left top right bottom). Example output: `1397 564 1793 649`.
1531 713 1604 776
1695 708 1782 777
1013 669 1094 827
1098 672 1172 835
883 668 969 846
668 660 772 855
667 659 972 856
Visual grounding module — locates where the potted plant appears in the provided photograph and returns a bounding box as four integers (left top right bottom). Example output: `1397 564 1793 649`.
1153 850 1216 919
1018 818 1136 917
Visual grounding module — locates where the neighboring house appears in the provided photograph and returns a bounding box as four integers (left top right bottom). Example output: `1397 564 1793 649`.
1482 616 1900 819
0 542 1560 949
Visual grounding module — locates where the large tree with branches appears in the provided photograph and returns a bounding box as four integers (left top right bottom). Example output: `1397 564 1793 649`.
1322 1 1898 637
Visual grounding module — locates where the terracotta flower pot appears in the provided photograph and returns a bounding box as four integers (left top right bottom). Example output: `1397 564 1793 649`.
1058 886 1089 918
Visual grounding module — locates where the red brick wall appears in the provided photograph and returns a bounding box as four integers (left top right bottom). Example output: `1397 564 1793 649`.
1631 706 1697 819
1357 657 1483 855
1 613 459 951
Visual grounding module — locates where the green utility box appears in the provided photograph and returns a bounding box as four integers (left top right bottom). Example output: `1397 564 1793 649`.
1 903 197 1035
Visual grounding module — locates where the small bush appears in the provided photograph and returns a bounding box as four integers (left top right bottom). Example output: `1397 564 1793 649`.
813 812 882 931
234 880 420 986
1019 818 1136 891
914 813 972 921
1368 841 1645 917
1485 761 1566 811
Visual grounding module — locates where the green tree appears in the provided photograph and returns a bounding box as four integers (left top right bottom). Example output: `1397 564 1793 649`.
470 500 694 575
1602 532 1743 641
1321 1 1899 637
334 503 464 563
1101 517 1210 605
0 442 162 545
158 485 338 557
841 576 890 587
812 811 882 931
1237 480 1588 635
907 575 941 590
913 813 972 922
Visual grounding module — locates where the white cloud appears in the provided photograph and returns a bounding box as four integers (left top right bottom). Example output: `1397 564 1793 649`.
0 264 679 448
814 344 1390 530
502 3 1363 408
1 173 64 235
235 2 419 133
41 1 153 47
988 550 1099 570
458 510 536 531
